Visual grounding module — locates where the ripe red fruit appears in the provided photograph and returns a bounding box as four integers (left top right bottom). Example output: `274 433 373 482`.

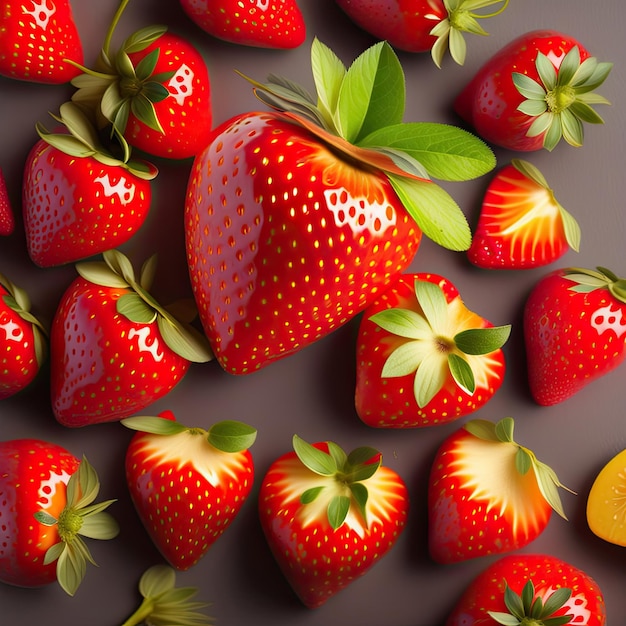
0 439 119 595
179 0 306 49
335 0 509 67
445 553 606 625
428 417 571 564
468 159 581 269
50 250 213 427
454 30 612 151
185 39 495 374
123 411 256 570
524 266 626 406
0 0 83 84
0 167 14 236
259 435 409 608
355 272 510 427
22 103 156 267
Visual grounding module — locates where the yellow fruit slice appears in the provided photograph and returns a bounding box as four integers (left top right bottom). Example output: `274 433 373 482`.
586 449 626 546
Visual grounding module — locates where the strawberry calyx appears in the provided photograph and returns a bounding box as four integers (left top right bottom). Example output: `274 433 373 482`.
120 564 213 626
241 38 497 251
563 266 626 304
75 249 213 363
370 278 511 407
33 456 119 596
488 579 574 626
0 272 48 367
464 417 573 520
430 0 510 68
292 435 381 530
121 414 257 453
512 46 612 151
35 101 158 180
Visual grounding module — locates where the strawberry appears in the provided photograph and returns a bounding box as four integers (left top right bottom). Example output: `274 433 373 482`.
523 266 626 406
122 410 256 571
454 30 613 151
586 448 626 547
467 159 581 269
0 167 14 236
50 249 213 427
0 438 119 595
355 272 510 428
22 102 156 268
0 0 83 84
70 2 212 160
259 435 409 608
445 553 606 626
0 271 48 399
179 0 306 49
428 417 571 564
185 39 495 374
335 0 509 67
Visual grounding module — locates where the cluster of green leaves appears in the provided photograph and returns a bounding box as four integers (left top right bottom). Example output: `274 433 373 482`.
564 266 626 305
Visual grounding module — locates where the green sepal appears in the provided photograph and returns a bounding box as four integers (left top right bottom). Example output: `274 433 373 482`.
121 415 189 435
34 511 58 526
301 486 324 504
327 495 351 530
448 353 475 395
293 435 337 476
563 266 626 305
207 420 257 453
454 325 511 355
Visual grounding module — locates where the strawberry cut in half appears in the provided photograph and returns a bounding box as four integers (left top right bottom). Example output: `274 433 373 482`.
428 417 572 564
259 435 409 608
355 272 510 428
123 411 256 570
468 159 581 269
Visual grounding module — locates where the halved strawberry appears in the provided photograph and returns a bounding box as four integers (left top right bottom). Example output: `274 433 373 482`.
0 167 14 236
428 417 572 564
468 159 581 269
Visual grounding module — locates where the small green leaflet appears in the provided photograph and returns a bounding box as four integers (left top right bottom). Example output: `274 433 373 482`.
208 420 257 453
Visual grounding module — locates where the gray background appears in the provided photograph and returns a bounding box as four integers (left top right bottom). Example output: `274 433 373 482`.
1 1 624 624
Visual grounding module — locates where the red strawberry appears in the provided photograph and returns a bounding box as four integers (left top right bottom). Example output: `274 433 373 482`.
0 0 83 84
0 272 47 399
259 435 408 608
335 0 509 67
0 439 119 595
71 16 212 160
454 30 612 151
123 411 256 570
179 0 306 49
50 250 213 427
0 167 15 236
524 266 626 406
355 272 510 428
428 417 571 564
185 39 495 374
445 553 606 626
468 159 581 269
23 102 156 267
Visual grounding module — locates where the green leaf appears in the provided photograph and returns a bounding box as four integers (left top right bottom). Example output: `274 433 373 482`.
359 122 496 181
381 341 428 378
311 38 346 128
117 292 157 323
301 486 324 504
542 587 572 617
139 564 176 598
34 511 58 526
71 456 101 509
536 52 558 91
57 541 87 596
464 418 499 441
293 435 337 476
327 441 348 469
122 25 169 55
448 353 475 394
156 314 214 363
488 612 523 626
556 46 580 86
503 581 526 618
387 174 471 250
327 495 351 530
208 420 257 452
134 48 159 81
495 416 515 443
414 280 447 330
559 205 581 252
79 511 120 540
121 415 189 435
531 457 570 520
130 93 164 133
349 482 369 523
43 541 65 565
515 447 532 475
512 72 547 100
413 352 447 407
369 307 432 339
346 446 380 468
454 325 511 355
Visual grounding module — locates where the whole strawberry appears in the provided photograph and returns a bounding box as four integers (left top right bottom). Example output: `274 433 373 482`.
23 103 156 267
123 411 256 570
0 0 83 84
0 167 14 236
428 417 571 564
0 439 119 595
455 30 612 151
355 273 510 427
50 250 213 427
524 266 626 405
185 39 495 374
71 3 212 160
445 553 606 626
179 0 306 49
335 0 509 67
259 435 409 608
0 272 47 399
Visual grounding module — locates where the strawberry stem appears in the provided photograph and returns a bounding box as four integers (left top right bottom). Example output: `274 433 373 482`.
103 0 133 60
